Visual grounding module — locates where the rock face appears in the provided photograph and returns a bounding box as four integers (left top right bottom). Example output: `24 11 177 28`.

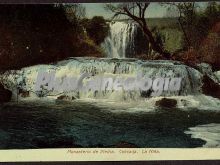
196 63 220 99
0 83 12 103
155 98 177 109
202 75 220 99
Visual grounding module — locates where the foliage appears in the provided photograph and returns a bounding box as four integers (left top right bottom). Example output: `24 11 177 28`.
163 2 220 48
198 24 220 70
164 2 220 69
0 5 103 72
81 16 109 45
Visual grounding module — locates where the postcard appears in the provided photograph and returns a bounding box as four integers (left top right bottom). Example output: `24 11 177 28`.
0 0 219 162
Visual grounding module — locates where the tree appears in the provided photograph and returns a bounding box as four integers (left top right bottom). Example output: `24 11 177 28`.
63 4 86 33
162 2 197 48
0 4 102 72
163 2 220 69
82 16 109 45
163 2 220 50
105 3 171 59
205 2 219 18
204 2 220 27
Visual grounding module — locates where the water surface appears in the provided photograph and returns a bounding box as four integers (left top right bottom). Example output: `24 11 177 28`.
0 100 219 149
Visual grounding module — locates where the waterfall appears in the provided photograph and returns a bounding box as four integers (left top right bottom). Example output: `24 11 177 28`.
2 58 204 102
101 22 137 58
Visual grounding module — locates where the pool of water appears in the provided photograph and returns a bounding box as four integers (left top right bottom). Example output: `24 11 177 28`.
0 99 219 149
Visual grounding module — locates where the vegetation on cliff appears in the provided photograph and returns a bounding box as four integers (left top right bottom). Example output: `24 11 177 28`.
0 2 219 71
0 4 109 72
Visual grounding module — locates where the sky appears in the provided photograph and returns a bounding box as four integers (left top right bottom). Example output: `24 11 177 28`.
82 2 213 19
82 3 168 19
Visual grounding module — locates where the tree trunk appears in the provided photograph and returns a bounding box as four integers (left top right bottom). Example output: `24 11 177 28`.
178 17 191 47
122 5 171 59
142 24 171 59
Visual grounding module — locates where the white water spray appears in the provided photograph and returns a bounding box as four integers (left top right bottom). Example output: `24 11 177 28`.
101 22 137 58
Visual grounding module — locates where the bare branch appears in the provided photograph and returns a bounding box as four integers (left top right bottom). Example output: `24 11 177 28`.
142 3 149 19
136 3 142 18
104 2 171 58
123 6 142 25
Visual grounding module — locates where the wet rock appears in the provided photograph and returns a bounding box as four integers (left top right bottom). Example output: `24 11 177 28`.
155 98 177 109
202 75 220 99
196 63 213 75
141 89 153 98
18 89 30 98
57 95 75 101
197 63 219 83
0 83 12 103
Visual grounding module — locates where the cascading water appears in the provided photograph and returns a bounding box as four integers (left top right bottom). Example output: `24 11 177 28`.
1 58 201 99
1 58 220 110
101 22 138 58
